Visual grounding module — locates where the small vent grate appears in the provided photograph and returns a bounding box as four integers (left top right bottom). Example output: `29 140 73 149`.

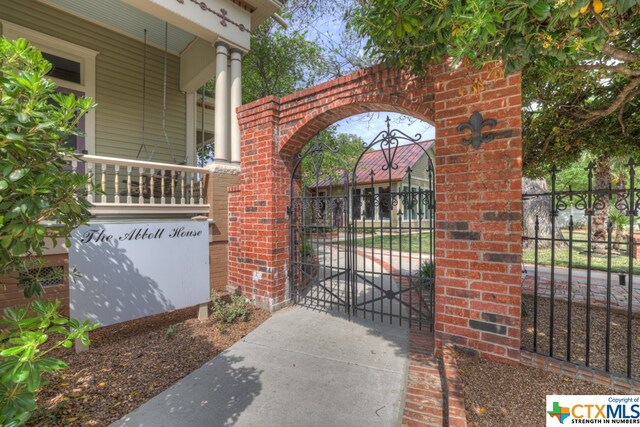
19 266 64 288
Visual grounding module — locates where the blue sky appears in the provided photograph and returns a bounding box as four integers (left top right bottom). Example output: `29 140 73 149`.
336 113 435 144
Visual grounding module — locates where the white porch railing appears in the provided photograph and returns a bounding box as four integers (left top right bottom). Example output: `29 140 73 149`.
67 154 210 216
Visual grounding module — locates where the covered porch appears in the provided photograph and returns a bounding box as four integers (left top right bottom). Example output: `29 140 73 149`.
1 0 280 217
0 0 281 312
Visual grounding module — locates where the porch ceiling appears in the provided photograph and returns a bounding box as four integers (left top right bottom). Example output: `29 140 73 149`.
42 0 195 54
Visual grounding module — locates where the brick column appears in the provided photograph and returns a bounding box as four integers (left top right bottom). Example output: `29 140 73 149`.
433 63 523 363
229 97 291 310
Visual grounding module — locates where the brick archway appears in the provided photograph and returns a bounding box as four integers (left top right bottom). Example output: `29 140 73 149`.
229 63 523 362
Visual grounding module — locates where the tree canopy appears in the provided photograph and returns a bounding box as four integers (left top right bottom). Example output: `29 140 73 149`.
523 60 640 176
241 17 328 104
241 0 373 103
301 126 365 188
351 0 640 174
352 0 640 76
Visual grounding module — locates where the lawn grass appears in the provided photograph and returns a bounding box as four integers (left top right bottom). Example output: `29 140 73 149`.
353 231 432 253
522 231 640 274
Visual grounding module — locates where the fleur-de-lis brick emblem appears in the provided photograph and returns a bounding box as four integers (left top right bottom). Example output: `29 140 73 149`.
457 111 497 149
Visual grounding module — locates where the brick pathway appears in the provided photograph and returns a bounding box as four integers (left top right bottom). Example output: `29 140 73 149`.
441 345 467 427
402 330 446 427
522 265 640 314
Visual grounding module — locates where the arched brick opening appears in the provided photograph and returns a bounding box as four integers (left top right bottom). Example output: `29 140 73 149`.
279 100 435 156
230 63 523 363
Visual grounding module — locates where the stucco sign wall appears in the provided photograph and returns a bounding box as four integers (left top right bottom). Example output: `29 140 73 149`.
69 221 209 327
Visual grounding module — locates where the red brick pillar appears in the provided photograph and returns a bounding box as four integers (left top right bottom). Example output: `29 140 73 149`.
229 97 291 310
433 63 523 362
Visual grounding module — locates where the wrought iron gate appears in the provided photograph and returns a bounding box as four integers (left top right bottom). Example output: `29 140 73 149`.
288 118 436 329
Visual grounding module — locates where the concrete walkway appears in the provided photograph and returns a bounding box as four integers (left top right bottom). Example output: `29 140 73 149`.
111 306 409 427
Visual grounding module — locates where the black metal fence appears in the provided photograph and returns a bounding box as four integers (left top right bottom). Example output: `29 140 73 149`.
522 159 639 379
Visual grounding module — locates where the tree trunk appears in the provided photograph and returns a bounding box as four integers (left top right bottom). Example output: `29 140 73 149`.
613 226 623 252
591 156 611 254
522 177 564 249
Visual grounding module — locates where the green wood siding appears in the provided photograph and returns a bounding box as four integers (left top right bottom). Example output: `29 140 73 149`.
0 0 186 164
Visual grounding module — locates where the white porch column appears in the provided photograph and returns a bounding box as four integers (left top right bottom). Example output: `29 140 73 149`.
229 49 243 164
214 41 230 163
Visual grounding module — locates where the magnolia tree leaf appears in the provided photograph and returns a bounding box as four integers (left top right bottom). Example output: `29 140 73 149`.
0 37 93 297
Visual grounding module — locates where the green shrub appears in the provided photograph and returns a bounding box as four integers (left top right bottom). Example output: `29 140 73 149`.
0 300 98 426
0 37 94 297
418 260 435 292
165 325 175 339
210 292 249 325
300 236 313 258
609 206 628 231
420 260 435 279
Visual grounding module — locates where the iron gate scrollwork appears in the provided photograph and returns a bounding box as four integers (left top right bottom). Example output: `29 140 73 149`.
288 117 436 329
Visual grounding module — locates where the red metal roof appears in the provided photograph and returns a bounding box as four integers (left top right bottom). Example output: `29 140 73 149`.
314 140 434 189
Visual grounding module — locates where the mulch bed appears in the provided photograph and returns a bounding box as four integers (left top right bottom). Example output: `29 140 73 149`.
455 349 616 427
521 295 640 379
27 302 270 427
